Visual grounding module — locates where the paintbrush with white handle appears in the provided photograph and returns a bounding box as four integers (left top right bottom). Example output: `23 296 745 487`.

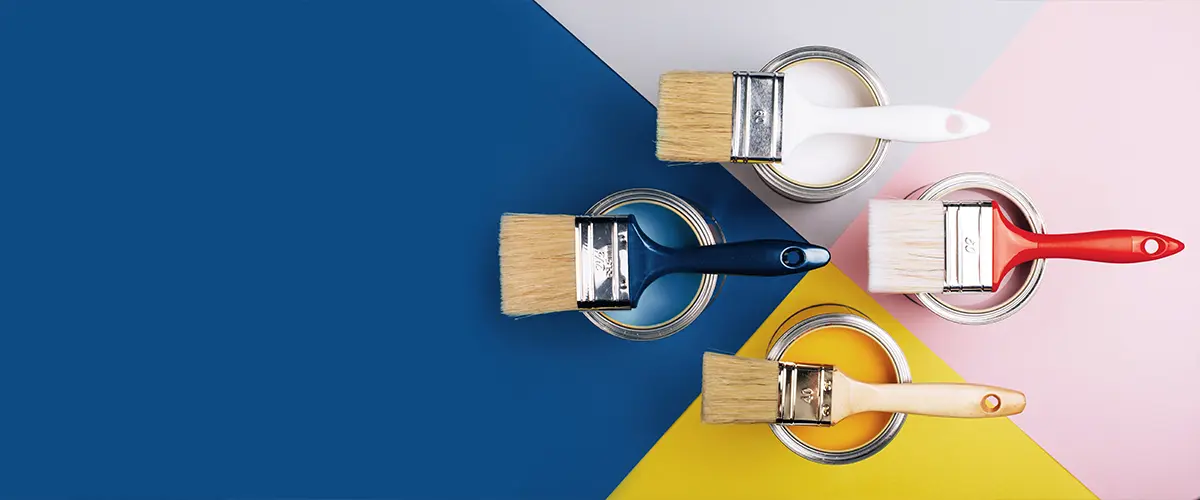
701 352 1025 425
867 199 1185 294
656 71 989 164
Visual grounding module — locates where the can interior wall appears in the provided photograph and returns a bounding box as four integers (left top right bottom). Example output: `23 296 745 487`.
582 188 725 341
754 46 890 203
903 172 1048 325
765 304 911 464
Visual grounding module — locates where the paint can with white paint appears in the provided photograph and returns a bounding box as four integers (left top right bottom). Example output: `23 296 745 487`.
754 46 890 203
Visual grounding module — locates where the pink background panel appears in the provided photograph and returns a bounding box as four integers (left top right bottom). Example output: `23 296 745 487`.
830 2 1200 499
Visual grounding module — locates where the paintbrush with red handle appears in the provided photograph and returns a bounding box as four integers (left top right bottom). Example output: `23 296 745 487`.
868 200 1184 294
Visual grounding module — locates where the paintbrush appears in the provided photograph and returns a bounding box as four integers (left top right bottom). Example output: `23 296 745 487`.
655 71 990 164
701 352 1025 425
868 200 1185 294
499 213 830 316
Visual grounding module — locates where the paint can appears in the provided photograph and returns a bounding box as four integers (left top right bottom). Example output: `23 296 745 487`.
754 46 891 203
583 188 725 341
903 172 1048 324
766 304 911 464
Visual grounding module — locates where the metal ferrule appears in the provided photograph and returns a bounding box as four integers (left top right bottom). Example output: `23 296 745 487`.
777 360 834 426
943 201 994 293
730 71 784 163
574 216 631 310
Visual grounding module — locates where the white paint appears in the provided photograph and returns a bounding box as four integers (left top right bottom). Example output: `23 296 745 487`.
772 60 878 187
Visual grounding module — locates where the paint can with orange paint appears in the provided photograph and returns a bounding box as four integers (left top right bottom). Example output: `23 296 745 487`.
765 304 911 464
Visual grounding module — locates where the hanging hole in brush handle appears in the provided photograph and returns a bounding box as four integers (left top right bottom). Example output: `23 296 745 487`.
1142 237 1162 255
850 381 1026 419
653 240 831 277
945 113 966 134
800 104 991 144
1022 229 1185 264
781 247 805 268
981 394 1002 413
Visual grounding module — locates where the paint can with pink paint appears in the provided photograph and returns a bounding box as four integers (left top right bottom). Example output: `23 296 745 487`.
753 46 892 203
902 172 1048 324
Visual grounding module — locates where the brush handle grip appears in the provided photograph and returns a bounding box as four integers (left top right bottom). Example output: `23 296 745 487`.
1020 230 1185 264
656 240 830 276
803 105 991 143
854 383 1026 419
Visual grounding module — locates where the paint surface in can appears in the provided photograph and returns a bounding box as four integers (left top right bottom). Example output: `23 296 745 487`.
756 47 890 204
903 172 1048 325
598 200 702 328
774 59 880 187
782 324 898 452
768 304 908 463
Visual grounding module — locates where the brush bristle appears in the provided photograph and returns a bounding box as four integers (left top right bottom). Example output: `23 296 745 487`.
499 214 577 316
656 71 733 163
701 352 779 424
868 200 946 293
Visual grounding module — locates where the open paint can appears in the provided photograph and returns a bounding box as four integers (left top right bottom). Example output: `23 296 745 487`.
582 188 725 341
754 46 890 203
903 172 1048 325
766 304 911 464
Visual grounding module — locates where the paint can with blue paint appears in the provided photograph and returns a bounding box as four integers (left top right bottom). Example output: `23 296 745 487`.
583 188 725 341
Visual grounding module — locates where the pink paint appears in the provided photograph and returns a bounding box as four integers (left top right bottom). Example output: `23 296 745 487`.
831 2 1200 499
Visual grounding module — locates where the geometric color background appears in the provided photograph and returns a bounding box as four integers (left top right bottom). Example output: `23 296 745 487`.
0 1 1195 499
540 1 1200 499
0 1 799 498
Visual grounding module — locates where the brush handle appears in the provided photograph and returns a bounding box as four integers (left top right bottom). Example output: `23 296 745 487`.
653 240 830 277
852 382 1026 419
799 104 991 143
1018 230 1184 264
991 206 1185 287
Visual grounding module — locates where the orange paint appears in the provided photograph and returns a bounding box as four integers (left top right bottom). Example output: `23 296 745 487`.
781 324 897 452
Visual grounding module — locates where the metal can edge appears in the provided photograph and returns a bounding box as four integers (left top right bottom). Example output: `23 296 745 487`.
905 172 1048 325
582 188 725 341
765 310 912 465
754 46 891 203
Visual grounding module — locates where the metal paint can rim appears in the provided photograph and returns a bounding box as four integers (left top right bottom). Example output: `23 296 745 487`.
582 188 724 341
904 172 1048 325
766 310 912 465
754 46 891 203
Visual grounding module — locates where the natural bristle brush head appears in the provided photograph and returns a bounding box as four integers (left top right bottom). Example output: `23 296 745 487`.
656 71 734 163
499 214 578 316
702 352 1027 427
701 352 780 424
655 68 990 166
868 200 946 294
500 213 828 317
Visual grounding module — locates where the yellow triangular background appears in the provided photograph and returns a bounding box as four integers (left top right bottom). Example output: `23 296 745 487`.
610 265 1095 500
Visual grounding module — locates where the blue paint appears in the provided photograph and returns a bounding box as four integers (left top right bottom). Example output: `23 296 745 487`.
0 0 811 498
601 201 705 329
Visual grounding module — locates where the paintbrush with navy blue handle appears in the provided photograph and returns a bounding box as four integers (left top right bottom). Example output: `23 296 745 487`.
499 213 829 316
